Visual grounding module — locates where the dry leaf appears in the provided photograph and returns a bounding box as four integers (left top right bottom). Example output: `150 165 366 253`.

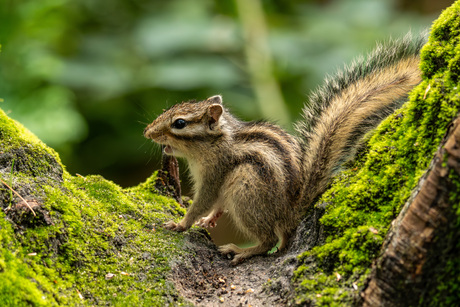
423 84 431 99
76 174 87 180
369 227 379 234
105 273 115 280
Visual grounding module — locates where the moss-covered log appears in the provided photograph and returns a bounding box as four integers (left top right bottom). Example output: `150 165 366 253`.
0 109 190 306
1 1 460 306
362 113 460 306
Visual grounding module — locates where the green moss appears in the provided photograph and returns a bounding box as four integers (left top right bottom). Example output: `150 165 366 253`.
293 1 460 305
0 215 51 306
0 109 62 166
0 108 189 305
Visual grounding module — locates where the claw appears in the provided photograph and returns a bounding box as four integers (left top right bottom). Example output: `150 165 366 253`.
196 216 217 228
230 255 245 266
196 209 223 229
163 220 186 232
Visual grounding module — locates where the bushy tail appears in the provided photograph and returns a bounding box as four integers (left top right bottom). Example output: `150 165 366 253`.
296 31 427 206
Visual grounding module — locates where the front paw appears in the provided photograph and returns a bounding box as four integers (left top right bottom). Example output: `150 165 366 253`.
163 220 186 232
196 216 217 228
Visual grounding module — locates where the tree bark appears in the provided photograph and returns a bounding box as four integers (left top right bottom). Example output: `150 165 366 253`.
155 146 184 206
362 115 460 306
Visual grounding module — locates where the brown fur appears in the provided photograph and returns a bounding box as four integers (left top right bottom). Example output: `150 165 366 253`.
144 33 426 265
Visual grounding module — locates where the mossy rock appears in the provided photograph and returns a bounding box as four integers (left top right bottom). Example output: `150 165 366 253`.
0 108 193 306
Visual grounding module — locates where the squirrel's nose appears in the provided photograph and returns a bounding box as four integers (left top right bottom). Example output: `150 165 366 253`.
144 125 162 139
143 125 152 138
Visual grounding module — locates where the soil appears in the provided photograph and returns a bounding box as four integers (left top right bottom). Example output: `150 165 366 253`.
170 207 324 307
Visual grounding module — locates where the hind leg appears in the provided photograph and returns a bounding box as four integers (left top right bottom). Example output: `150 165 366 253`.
217 165 283 264
219 243 244 255
275 227 292 252
219 238 278 265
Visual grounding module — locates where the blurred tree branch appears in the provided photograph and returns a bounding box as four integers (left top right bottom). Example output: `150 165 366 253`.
234 0 290 126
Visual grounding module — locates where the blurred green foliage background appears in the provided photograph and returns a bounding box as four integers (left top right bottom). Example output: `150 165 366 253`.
0 0 453 190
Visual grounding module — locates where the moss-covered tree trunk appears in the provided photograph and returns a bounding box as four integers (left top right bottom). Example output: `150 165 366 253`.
363 114 460 306
361 4 460 305
1 1 460 306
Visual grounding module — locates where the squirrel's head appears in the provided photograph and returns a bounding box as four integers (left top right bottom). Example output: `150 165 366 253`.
144 95 227 158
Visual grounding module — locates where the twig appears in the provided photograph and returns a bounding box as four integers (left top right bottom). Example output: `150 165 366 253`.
0 177 36 216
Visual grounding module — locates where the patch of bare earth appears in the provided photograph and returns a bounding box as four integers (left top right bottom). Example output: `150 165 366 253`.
169 209 323 306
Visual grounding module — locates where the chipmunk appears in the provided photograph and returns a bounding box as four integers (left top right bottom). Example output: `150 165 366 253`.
144 32 426 265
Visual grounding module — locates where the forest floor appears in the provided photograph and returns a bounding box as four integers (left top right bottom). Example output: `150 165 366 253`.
170 229 299 306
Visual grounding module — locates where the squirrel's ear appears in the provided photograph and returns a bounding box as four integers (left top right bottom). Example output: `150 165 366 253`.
206 95 223 105
207 104 223 126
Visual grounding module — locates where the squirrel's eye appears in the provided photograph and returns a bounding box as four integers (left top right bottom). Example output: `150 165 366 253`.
172 119 187 129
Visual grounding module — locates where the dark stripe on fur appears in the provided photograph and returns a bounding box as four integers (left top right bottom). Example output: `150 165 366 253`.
205 152 275 190
170 132 223 143
234 131 290 156
234 152 273 182
243 121 295 143
234 130 301 203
